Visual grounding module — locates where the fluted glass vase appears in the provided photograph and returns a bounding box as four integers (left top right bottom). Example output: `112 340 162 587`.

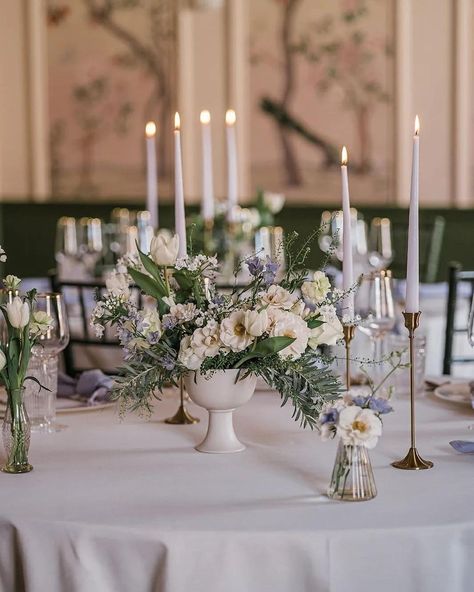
2 387 33 474
327 440 376 501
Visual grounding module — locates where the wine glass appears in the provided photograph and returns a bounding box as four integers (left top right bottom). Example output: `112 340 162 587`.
55 217 79 280
368 217 393 270
26 294 70 432
356 270 396 382
136 210 154 253
77 217 104 276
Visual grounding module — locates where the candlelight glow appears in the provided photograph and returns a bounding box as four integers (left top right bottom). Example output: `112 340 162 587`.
341 146 348 165
414 115 420 136
174 112 181 131
145 121 156 138
225 109 236 126
200 110 211 125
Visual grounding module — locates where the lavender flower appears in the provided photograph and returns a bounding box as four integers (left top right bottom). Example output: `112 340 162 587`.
351 395 369 407
263 257 279 286
162 316 177 331
146 331 161 346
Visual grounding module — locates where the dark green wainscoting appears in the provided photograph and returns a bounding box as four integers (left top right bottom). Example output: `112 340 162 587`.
1 201 473 282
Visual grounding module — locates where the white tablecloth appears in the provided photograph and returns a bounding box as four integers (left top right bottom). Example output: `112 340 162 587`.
0 389 473 592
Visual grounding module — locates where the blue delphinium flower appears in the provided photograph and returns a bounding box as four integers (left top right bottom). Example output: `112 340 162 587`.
262 257 279 286
351 395 369 407
146 331 161 346
162 316 177 331
158 354 176 372
320 408 339 425
368 397 393 414
247 256 264 277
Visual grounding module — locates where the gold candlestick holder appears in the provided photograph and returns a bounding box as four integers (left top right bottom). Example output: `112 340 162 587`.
342 324 356 390
392 311 433 470
165 377 199 425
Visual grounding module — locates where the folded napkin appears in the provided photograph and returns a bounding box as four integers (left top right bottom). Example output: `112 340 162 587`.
58 370 114 405
450 440 474 454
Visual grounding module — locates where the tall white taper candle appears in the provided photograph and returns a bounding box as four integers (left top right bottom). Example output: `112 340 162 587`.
405 115 420 313
145 121 158 228
174 112 187 258
225 109 238 223
200 110 214 222
341 146 354 319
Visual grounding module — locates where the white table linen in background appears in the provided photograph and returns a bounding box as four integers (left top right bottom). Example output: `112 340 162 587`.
0 390 472 592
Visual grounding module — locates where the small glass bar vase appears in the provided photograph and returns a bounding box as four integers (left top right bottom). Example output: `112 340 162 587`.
327 440 376 501
2 387 33 474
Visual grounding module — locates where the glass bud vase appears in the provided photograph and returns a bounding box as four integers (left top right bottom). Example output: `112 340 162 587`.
327 440 376 501
2 387 33 474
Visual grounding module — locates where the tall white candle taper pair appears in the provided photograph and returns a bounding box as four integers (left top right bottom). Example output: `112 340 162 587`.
226 109 238 224
393 115 433 471
145 121 158 229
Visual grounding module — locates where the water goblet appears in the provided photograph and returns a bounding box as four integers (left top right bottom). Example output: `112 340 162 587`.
356 270 396 383
25 293 70 432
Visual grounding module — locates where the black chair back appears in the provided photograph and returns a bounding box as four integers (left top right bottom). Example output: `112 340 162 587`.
443 262 474 375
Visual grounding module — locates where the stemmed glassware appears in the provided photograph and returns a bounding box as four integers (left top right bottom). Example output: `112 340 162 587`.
368 217 393 270
24 293 70 432
356 270 396 382
78 217 104 276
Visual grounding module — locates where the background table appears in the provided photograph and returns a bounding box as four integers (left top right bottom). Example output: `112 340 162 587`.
0 389 472 592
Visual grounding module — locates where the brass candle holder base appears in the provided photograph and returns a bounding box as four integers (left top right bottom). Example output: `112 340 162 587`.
165 378 199 425
342 324 356 391
391 311 433 470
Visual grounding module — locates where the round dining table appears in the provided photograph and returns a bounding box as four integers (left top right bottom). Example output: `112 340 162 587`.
0 387 472 592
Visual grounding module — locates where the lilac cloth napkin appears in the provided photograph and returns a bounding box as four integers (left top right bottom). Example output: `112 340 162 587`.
58 370 114 405
450 440 474 454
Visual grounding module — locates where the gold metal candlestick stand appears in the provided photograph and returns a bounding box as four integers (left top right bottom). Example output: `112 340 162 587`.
342 324 356 390
165 378 199 425
392 311 433 470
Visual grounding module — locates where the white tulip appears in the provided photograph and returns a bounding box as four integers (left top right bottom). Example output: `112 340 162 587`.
243 309 268 337
0 349 6 371
6 297 30 329
149 233 179 266
263 191 285 214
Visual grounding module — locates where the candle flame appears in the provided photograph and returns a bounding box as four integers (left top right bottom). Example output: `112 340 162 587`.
225 109 236 126
341 146 348 165
145 121 156 138
414 115 420 135
200 110 211 125
174 112 181 131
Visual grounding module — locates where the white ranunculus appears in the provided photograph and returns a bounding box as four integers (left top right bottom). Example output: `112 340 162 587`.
270 310 310 360
308 305 343 348
191 320 222 359
169 303 197 323
243 309 268 337
263 191 285 214
301 271 331 304
260 285 296 310
337 406 382 449
0 349 6 371
149 233 179 266
220 310 255 352
6 296 30 329
178 335 203 370
105 272 130 298
30 310 54 337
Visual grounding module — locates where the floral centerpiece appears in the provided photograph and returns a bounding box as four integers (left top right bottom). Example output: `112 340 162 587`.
0 250 54 473
320 383 395 501
92 232 347 451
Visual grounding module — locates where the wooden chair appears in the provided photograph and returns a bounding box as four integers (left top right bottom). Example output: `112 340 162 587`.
442 262 474 375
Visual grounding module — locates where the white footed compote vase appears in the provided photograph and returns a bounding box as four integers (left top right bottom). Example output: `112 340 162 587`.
184 369 257 454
